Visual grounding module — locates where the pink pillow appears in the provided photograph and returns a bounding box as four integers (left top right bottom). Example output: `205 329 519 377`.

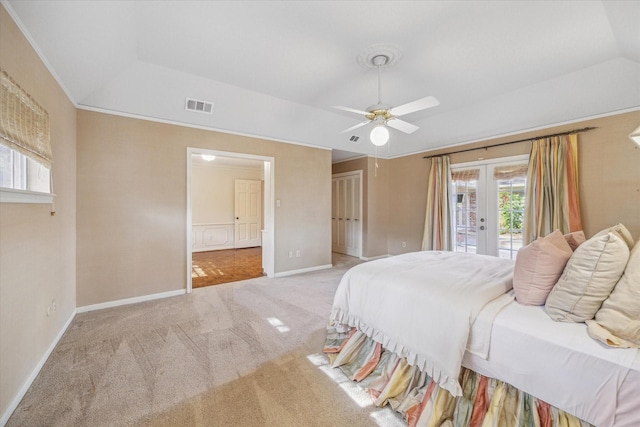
513 230 574 305
564 230 586 252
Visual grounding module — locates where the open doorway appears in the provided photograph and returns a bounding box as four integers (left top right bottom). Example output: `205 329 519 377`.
186 148 274 292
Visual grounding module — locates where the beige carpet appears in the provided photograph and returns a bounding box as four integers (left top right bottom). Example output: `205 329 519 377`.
7 253 405 427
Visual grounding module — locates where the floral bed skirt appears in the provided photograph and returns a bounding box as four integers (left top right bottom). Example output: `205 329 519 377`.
323 327 592 427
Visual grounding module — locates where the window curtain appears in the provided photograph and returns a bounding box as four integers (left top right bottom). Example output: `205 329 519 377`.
0 68 52 168
524 134 581 244
421 156 453 251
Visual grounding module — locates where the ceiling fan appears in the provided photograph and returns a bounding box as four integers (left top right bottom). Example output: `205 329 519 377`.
333 54 439 146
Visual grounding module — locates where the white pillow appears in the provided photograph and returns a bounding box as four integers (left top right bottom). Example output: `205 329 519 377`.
545 224 633 322
587 238 640 347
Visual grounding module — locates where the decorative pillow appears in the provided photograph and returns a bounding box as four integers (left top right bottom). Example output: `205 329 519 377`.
587 238 640 347
545 224 633 322
513 230 573 305
564 230 586 252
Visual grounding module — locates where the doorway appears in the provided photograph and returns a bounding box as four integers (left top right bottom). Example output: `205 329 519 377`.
331 170 363 257
451 155 528 259
186 148 275 292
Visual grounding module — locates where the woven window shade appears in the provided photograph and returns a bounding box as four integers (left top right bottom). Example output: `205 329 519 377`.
494 164 528 180
452 168 480 182
0 68 52 168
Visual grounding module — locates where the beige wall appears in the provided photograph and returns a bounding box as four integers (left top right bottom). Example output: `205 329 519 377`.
76 110 332 306
0 5 77 418
387 110 640 254
192 162 262 225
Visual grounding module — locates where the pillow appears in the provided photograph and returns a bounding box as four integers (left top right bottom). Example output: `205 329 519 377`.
513 230 573 305
587 238 640 347
545 224 633 322
564 230 586 252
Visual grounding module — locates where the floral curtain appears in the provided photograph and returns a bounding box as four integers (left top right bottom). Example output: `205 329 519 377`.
524 134 581 244
422 156 453 251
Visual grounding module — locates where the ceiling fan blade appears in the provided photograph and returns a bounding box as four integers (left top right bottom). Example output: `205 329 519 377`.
333 105 370 116
389 96 439 117
387 118 420 134
341 121 370 133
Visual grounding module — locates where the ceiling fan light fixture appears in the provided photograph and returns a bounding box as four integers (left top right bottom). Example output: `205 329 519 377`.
370 124 389 146
629 124 640 147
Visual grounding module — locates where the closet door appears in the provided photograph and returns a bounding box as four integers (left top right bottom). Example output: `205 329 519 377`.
332 171 362 257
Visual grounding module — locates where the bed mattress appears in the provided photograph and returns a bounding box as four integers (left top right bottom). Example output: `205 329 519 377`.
463 294 640 427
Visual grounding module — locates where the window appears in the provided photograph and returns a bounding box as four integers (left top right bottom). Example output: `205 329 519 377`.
451 156 528 259
452 169 479 254
496 172 526 259
0 144 50 192
0 67 53 203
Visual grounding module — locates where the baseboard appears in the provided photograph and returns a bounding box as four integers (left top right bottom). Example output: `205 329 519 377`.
274 263 333 277
0 309 76 427
76 289 186 313
359 254 390 261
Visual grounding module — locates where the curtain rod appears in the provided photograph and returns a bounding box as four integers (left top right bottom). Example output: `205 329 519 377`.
422 126 597 159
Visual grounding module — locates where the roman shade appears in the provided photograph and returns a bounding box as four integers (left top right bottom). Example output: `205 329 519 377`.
0 68 52 168
493 163 528 180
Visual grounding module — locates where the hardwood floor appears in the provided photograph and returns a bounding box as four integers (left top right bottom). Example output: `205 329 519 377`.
192 247 263 288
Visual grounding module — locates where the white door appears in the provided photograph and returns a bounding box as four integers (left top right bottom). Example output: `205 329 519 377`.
332 171 362 257
451 156 528 259
235 179 262 248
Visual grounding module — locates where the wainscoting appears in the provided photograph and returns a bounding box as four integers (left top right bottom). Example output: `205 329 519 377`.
192 223 234 252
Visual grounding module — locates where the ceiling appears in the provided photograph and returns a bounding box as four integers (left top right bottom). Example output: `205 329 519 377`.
5 1 639 162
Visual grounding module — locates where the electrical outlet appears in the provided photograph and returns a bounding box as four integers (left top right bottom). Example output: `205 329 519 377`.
46 299 57 317
288 251 293 258
402 242 406 248
295 250 301 257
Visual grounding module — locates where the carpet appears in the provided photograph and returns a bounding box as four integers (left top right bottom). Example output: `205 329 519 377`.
7 253 405 427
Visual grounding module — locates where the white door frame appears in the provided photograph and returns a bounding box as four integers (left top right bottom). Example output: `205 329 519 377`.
186 147 275 293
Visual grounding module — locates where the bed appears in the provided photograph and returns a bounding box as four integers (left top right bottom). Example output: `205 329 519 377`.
325 250 640 427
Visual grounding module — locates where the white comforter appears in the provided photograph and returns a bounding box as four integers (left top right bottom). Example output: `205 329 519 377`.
330 251 514 396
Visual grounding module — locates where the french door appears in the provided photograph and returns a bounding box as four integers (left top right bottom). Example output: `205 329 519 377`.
451 156 528 259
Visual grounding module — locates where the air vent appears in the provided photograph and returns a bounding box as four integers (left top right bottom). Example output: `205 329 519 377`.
349 135 360 142
185 97 213 114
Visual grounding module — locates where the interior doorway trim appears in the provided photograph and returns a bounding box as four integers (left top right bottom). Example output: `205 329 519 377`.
186 147 275 293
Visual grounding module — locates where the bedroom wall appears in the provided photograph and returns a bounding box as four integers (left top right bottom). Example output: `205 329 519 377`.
191 162 262 224
76 110 332 307
387 110 640 254
332 156 389 258
191 161 263 252
0 4 77 420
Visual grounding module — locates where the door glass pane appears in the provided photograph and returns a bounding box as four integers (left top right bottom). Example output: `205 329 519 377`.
497 177 526 259
453 176 478 254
